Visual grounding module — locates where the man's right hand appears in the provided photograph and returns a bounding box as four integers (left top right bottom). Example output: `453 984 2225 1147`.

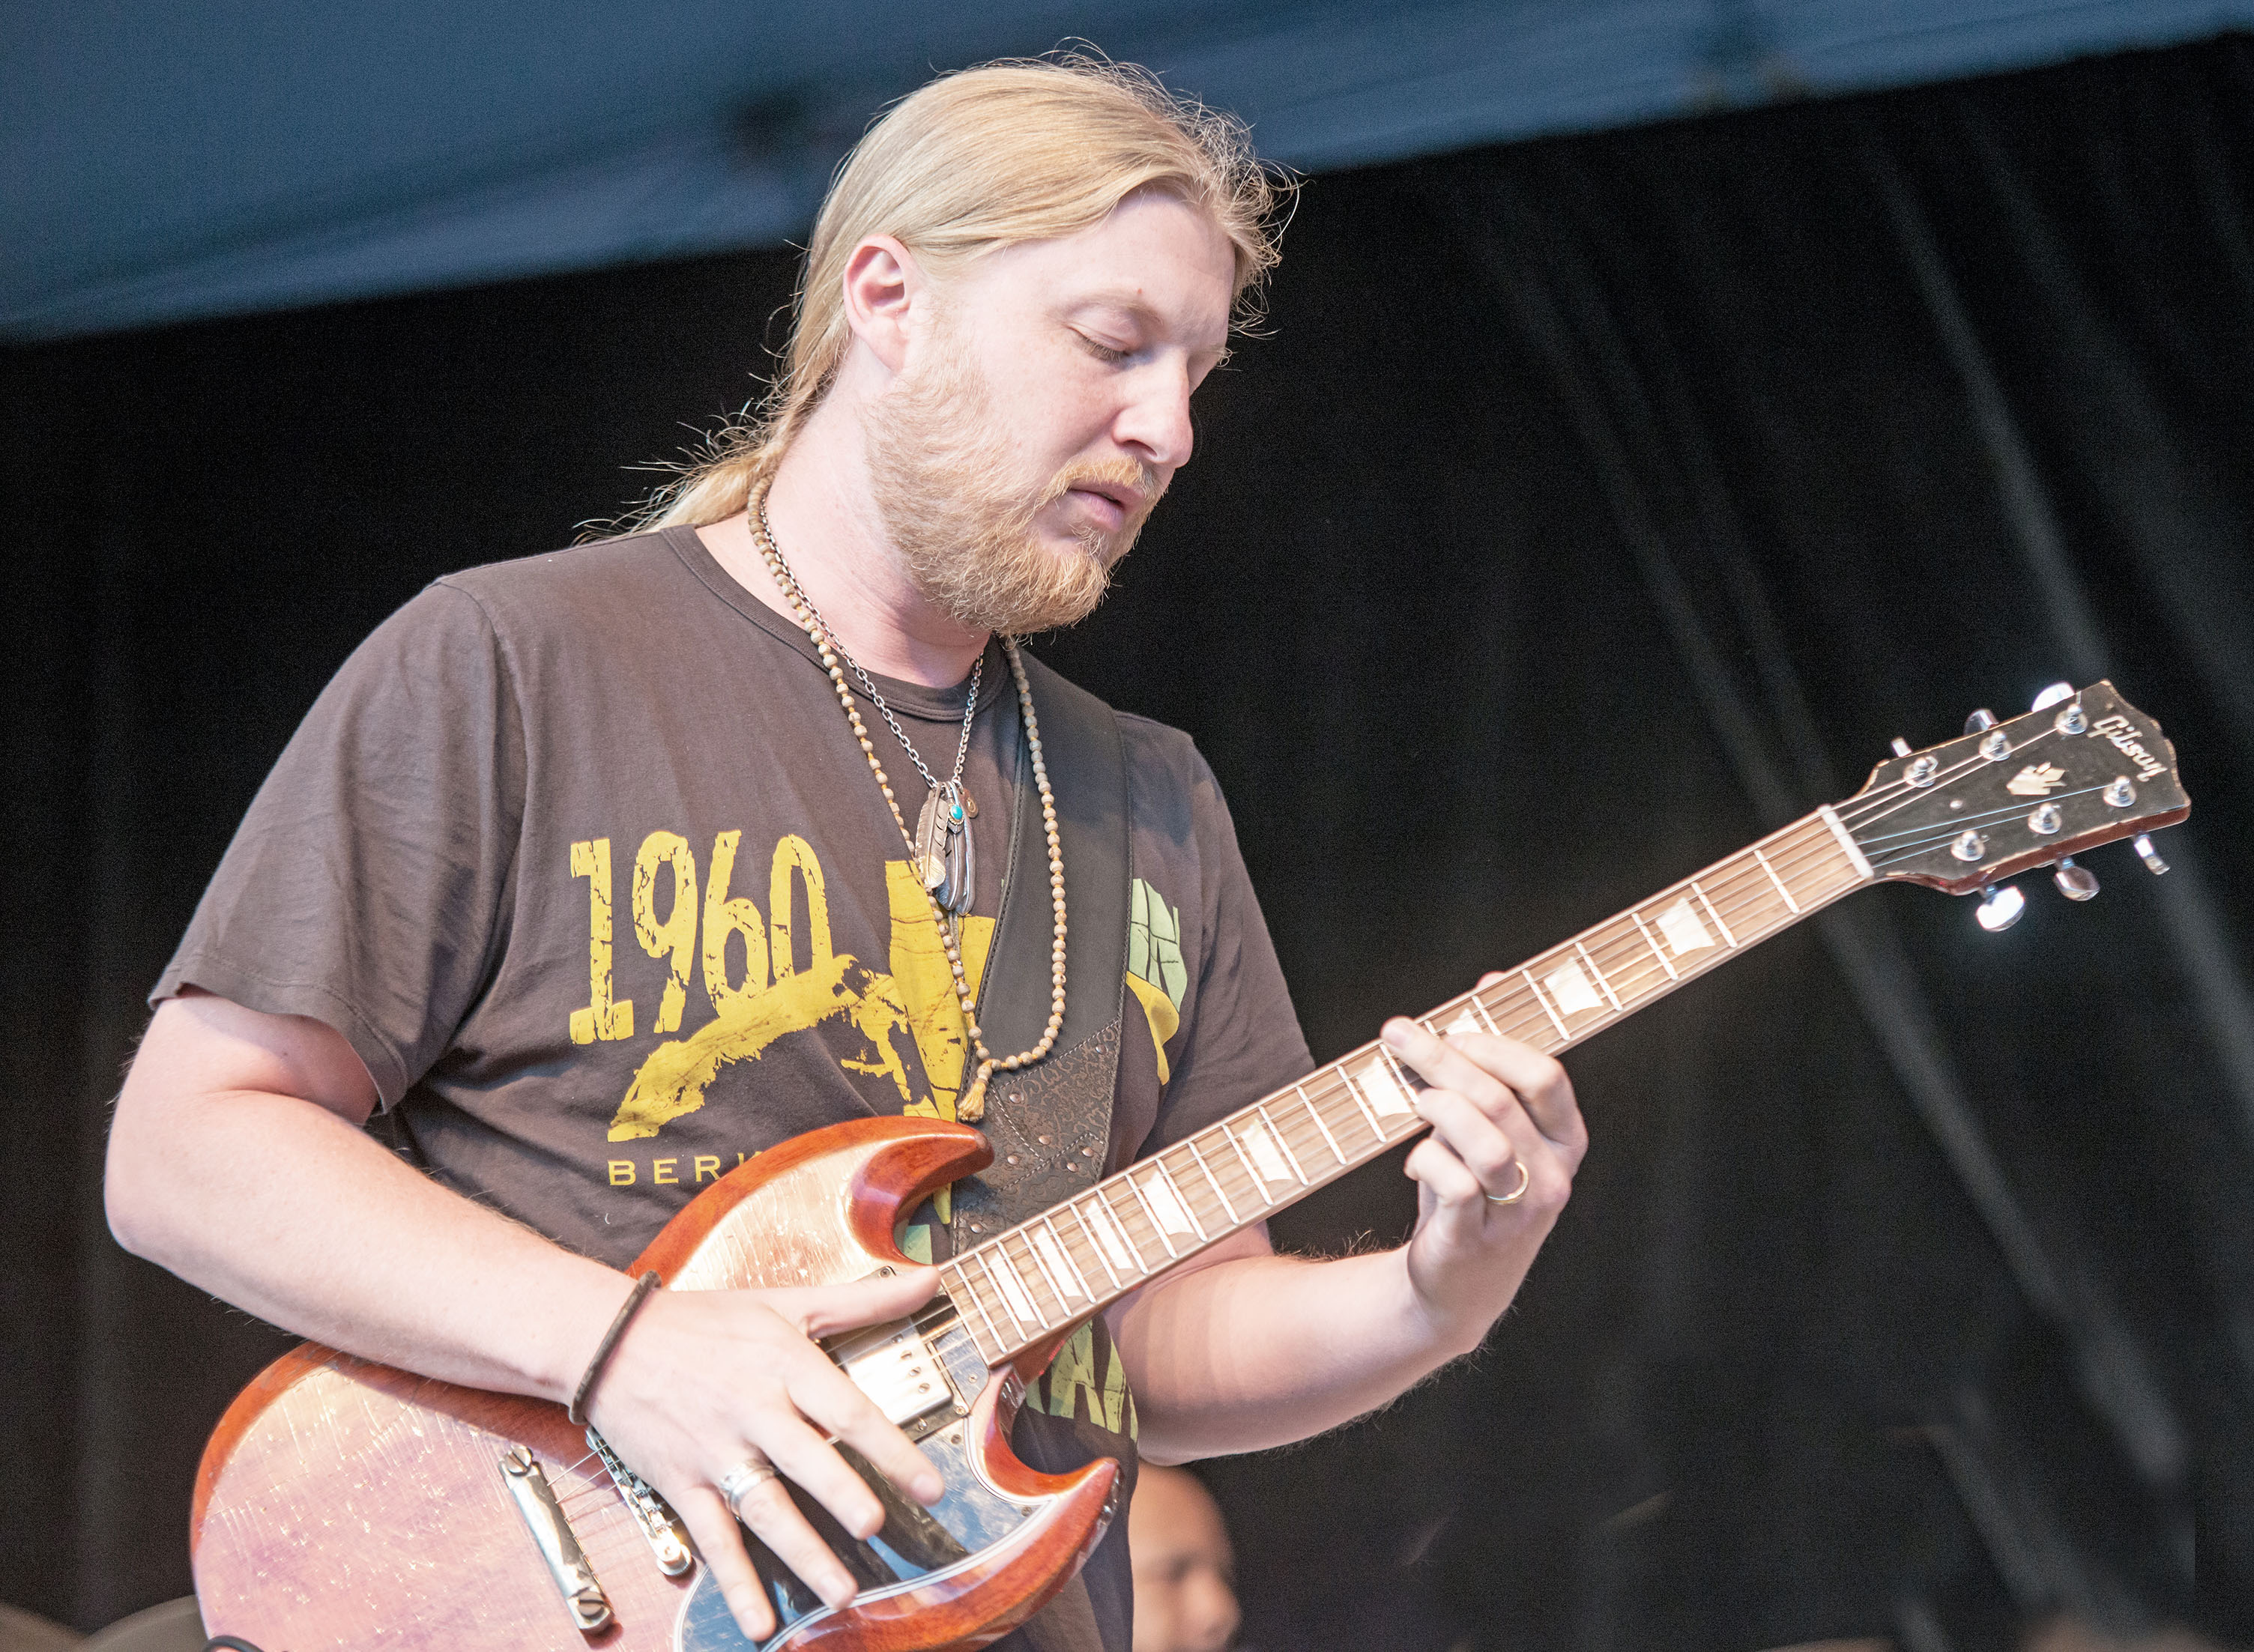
109 992 951 1647
584 1270 946 1644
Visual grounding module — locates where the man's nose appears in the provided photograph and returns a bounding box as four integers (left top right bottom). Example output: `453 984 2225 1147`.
1114 357 1196 474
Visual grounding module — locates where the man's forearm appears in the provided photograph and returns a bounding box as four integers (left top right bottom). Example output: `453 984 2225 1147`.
1111 1237 1532 1465
108 1029 629 1403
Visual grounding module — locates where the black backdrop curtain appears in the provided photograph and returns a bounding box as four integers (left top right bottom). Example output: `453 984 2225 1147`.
4 33 2250 1651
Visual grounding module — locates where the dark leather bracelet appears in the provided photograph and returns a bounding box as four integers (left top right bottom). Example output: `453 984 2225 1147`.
568 1270 662 1426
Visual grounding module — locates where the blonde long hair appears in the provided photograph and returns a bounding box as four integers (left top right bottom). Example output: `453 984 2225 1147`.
635 55 1286 530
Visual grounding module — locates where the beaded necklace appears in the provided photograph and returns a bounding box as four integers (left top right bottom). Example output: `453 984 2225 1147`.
750 480 1067 1122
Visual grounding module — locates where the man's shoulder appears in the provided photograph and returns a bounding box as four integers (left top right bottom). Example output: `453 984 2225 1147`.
432 527 696 615
1115 708 1209 789
1017 653 1209 790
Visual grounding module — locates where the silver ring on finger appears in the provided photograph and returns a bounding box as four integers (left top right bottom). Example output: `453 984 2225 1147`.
1484 1159 1532 1205
719 1453 782 1516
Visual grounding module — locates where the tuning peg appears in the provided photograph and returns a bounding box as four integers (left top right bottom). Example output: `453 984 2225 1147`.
1976 883 2026 931
2133 834 2169 876
2031 682 2076 710
1964 709 1998 733
1890 737 1912 757
2052 858 2099 901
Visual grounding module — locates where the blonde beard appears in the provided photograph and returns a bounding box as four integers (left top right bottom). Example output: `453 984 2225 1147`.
862 331 1161 636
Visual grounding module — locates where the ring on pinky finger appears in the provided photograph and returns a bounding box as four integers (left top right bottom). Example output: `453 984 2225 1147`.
1482 1159 1531 1206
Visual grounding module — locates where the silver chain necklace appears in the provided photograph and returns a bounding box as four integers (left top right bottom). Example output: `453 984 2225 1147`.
758 492 982 916
750 481 1069 1122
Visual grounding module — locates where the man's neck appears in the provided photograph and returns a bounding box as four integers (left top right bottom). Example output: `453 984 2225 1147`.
697 406 991 689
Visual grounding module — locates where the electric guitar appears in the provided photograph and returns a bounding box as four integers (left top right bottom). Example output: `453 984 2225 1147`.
190 682 2188 1651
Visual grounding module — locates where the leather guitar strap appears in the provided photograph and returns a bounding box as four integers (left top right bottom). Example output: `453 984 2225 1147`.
946 652 1130 1245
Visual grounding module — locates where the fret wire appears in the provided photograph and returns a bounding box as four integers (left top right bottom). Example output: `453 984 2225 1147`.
1715 851 1807 934
1005 1230 1067 1321
1591 923 1667 999
1751 847 1801 913
947 806 1872 1364
1218 1125 1274 1203
1296 1083 1348 1164
973 1247 1036 1335
948 1264 1004 1358
1121 1172 1181 1258
1308 1069 1374 1146
1690 880 1738 947
1184 1139 1242 1223
1149 1158 1211 1242
1254 1102 1311 1185
1335 1063 1387 1140
1573 940 1625 1011
1265 1102 1323 1181
1780 823 1855 893
1039 1214 1093 1301
1520 969 1569 1038
1484 982 1553 1045
1376 1043 1422 1109
1206 1125 1266 1200
1066 1199 1125 1292
1024 1224 1079 1316
1094 1186 1153 1279
1484 984 1557 1050
1093 1180 1155 1273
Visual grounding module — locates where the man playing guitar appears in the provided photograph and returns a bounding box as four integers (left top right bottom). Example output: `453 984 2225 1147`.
106 56 1586 1652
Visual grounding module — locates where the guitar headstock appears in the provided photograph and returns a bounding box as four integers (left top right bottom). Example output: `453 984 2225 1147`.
1837 682 2188 916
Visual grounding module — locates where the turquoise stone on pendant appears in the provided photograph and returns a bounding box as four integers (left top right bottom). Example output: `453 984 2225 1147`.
914 784 976 916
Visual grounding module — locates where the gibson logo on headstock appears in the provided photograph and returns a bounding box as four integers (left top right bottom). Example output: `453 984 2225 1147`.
2091 714 2167 782
2006 763 2065 796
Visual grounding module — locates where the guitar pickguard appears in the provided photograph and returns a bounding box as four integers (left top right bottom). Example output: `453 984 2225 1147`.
676 1404 1047 1649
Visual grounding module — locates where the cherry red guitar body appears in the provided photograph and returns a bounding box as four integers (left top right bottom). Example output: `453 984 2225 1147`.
191 1116 1118 1651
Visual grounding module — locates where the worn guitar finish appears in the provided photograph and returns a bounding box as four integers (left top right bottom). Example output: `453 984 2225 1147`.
193 1121 1117 1651
193 683 2188 1651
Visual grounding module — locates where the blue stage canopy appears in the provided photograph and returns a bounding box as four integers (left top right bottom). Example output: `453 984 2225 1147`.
5 0 2247 339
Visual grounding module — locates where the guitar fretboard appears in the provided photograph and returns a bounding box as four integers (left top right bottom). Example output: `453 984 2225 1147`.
937 807 1873 1366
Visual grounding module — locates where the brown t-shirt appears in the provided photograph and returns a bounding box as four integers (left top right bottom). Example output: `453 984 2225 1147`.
157 525 1313 1651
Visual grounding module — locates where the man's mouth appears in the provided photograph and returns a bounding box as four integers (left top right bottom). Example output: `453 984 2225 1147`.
1066 482 1139 530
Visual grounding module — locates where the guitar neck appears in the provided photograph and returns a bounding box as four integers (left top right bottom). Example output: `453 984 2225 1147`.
938 807 1875 1367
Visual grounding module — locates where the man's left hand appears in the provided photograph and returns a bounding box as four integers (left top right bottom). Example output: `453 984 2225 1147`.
1382 971 1589 1349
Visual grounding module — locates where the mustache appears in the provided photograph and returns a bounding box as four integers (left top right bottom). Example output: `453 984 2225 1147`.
1039 456 1164 519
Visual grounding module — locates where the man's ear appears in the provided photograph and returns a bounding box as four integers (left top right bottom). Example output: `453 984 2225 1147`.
840 235 919 375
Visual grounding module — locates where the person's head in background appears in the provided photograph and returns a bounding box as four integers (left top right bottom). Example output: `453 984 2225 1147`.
1130 1465 1241 1652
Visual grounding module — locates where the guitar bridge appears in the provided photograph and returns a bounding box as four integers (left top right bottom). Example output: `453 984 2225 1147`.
587 1426 695 1576
498 1446 612 1633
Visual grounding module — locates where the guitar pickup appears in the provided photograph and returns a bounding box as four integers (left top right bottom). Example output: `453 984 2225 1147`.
827 1319 954 1427
498 1446 612 1633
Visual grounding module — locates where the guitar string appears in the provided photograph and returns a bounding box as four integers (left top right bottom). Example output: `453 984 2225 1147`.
942 709 2141 1337
954 745 2139 1350
1855 776 2100 846
1834 710 2086 827
946 820 1864 1348
952 725 2139 1347
522 746 2104 1563
1836 724 2062 833
1863 782 2112 869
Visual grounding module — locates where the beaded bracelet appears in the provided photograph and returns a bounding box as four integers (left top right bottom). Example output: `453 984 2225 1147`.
568 1270 662 1426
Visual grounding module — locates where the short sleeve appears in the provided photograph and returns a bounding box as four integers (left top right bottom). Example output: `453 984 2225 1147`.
153 581 526 1107
1137 741 1314 1154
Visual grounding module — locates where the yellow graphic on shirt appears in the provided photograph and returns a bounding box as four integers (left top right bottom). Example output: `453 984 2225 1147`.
593 828 995 1143
1028 1322 1138 1438
883 861 996 1122
1125 878 1188 1085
